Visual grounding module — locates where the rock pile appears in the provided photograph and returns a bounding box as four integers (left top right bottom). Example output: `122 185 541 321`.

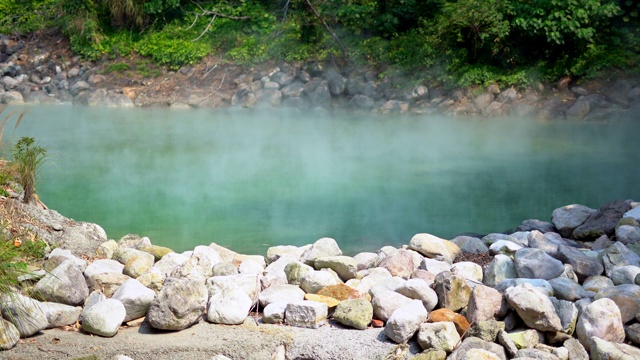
2 199 640 359
2 36 640 120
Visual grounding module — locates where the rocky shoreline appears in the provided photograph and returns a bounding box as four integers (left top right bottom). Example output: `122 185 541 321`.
2 34 640 120
1 197 640 359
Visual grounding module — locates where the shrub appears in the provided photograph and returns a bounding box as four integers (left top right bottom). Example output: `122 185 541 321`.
11 137 46 204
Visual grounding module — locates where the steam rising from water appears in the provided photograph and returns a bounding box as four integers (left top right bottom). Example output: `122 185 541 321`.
8 105 640 254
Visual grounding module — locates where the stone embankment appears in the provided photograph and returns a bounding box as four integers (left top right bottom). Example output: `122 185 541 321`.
1 198 640 359
2 35 640 120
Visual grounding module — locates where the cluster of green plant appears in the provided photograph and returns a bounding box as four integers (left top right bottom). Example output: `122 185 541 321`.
11 137 46 205
2 0 639 88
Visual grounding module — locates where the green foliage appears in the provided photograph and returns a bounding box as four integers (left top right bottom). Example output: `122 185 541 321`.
11 137 46 204
135 24 211 69
0 0 60 34
107 62 131 73
0 238 27 297
456 65 539 88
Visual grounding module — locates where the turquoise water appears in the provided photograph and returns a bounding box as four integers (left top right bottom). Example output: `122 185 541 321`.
5 104 640 255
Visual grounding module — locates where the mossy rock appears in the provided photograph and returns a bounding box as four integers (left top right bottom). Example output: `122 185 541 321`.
617 217 640 231
138 244 174 261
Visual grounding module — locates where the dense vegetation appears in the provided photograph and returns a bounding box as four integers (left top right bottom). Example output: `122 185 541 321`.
1 0 639 87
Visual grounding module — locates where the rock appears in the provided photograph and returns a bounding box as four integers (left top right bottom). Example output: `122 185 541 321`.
384 300 428 344
551 204 597 238
34 260 89 306
589 336 640 360
601 242 640 277
448 337 507 360
238 258 264 275
135 271 164 294
352 252 378 271
355 267 393 294
262 302 287 324
573 200 631 240
583 275 614 294
565 96 590 120
81 299 126 337
39 302 82 328
496 278 554 296
325 69 346 96
409 233 460 263
285 301 328 329
518 219 557 233
594 284 640 323
504 283 563 332
514 248 564 280
146 277 207 331
451 261 483 283
626 323 640 345
379 100 410 114
258 284 305 307
420 258 451 275
624 206 640 222
207 273 259 302
563 338 589 360
212 262 238 276
300 270 339 294
556 245 604 281
207 285 252 325
317 283 365 301
418 322 461 353
412 350 447 360
616 224 640 245
489 240 523 256
304 293 340 308
550 297 579 335
137 244 174 261
474 92 494 111
332 298 373 330
349 94 375 110
280 81 305 98
430 308 470 336
576 298 625 351
0 293 48 337
527 231 566 256
450 236 489 254
86 273 131 297
70 80 91 96
371 290 413 322
265 245 305 265
123 253 154 279
467 320 505 342
0 318 19 350
300 238 342 265
1 90 23 104
231 88 257 107
548 277 588 301
368 276 406 298
611 265 640 285
461 348 501 360
395 278 438 311
84 259 125 278
111 278 156 322
505 328 543 349
483 254 517 286
314 256 357 281
378 249 416 278
44 247 87 272
466 284 507 323
96 240 118 259
434 271 472 312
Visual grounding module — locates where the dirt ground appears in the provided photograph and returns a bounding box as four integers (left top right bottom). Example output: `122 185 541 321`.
2 317 421 360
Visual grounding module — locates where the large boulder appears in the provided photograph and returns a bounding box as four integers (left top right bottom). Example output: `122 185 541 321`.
589 337 640 360
434 271 472 312
39 302 82 328
551 204 597 238
258 284 305 307
417 322 461 353
207 285 252 325
573 200 631 240
33 260 89 306
594 284 640 323
81 299 126 337
466 285 507 323
504 284 562 332
576 298 625 351
332 298 373 330
513 248 564 280
146 277 207 331
409 233 460 263
111 278 156 322
371 291 413 322
0 293 48 337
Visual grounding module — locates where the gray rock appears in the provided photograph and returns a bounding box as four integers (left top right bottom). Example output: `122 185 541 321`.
514 248 564 280
450 236 489 253
516 348 560 359
270 71 294 87
527 231 566 256
573 200 631 240
420 258 451 275
0 293 48 337
448 336 507 360
395 278 438 311
314 256 357 281
482 233 518 246
616 225 640 244
258 284 305 307
146 277 207 331
556 245 604 280
504 283 562 332
611 265 640 285
368 276 406 298
601 241 640 277
417 322 461 353
81 299 126 337
379 100 410 114
265 245 305 265
332 298 373 330
231 88 256 108
325 69 346 96
563 338 588 360
474 92 494 111
495 278 554 296
349 94 375 110
624 206 640 222
300 238 342 266
434 271 472 312
589 336 640 359
625 323 640 346
280 81 305 98
551 204 596 238
34 260 89 306
565 96 590 120
207 285 252 325
483 254 517 286
467 284 507 323
285 301 328 329
450 261 483 283
212 262 238 276
371 290 413 322
548 277 587 301
69 80 91 96
303 79 331 108
39 302 82 328
517 219 556 233
111 278 156 322
44 247 87 272
384 300 428 344
0 318 19 350
576 297 625 351
550 297 578 334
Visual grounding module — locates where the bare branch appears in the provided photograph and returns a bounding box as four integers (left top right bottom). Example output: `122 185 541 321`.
304 0 347 59
276 0 291 36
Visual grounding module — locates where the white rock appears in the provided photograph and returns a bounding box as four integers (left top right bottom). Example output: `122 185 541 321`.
504 283 562 332
84 259 125 278
300 270 338 294
81 299 126 337
40 302 82 328
384 300 428 344
395 278 438 311
207 285 252 325
576 298 625 351
0 293 48 337
417 321 461 352
371 291 413 322
285 301 328 329
300 238 342 265
258 284 305 307
111 278 156 322
262 302 287 324
34 260 89 306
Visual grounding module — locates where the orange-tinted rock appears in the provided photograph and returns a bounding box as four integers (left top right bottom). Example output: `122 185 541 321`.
371 319 384 328
317 283 365 301
429 308 470 336
304 294 340 308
